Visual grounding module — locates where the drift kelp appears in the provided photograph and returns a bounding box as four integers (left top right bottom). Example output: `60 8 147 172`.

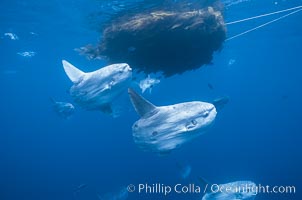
79 4 226 77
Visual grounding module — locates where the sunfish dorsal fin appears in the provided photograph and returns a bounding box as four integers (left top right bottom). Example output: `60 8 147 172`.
62 60 85 83
128 88 157 117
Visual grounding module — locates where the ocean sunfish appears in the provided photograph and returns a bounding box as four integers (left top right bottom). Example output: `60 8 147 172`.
50 98 75 119
62 60 132 114
202 181 257 200
128 88 217 154
139 75 160 93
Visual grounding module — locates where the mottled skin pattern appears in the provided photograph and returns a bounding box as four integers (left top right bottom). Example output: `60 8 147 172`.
129 89 217 154
63 60 132 114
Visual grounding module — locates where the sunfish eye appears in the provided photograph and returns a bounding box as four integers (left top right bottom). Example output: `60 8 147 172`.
152 131 158 136
119 65 131 73
191 119 197 125
118 65 125 72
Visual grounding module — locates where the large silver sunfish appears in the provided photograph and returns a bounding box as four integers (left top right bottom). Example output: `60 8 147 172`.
128 88 217 154
62 60 132 114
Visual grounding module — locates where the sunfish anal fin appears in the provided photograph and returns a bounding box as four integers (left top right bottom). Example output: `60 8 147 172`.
62 60 85 83
128 88 157 117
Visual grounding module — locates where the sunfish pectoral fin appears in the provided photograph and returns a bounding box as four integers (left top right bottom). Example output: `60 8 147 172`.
100 80 115 93
62 60 85 83
128 88 157 117
99 104 113 115
100 84 110 92
212 96 229 111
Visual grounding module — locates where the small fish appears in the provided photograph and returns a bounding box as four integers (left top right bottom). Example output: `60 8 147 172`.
50 98 75 119
228 58 236 66
208 83 214 90
4 32 19 40
17 51 36 58
29 32 38 36
139 75 160 93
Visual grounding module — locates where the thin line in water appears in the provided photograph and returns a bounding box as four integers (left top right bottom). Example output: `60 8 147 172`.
226 8 302 41
226 5 302 25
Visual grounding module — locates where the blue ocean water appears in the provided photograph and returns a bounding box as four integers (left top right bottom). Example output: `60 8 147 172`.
0 0 302 200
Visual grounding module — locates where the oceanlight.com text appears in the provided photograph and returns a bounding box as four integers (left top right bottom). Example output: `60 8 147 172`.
207 183 296 195
126 183 296 196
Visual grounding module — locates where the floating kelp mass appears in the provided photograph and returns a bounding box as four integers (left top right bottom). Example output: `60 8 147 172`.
78 5 226 77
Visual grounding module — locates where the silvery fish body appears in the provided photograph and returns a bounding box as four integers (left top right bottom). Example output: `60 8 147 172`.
139 75 160 93
51 98 75 119
202 181 257 200
62 60 132 114
128 88 217 154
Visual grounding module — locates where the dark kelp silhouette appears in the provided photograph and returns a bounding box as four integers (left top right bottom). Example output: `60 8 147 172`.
78 1 226 77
